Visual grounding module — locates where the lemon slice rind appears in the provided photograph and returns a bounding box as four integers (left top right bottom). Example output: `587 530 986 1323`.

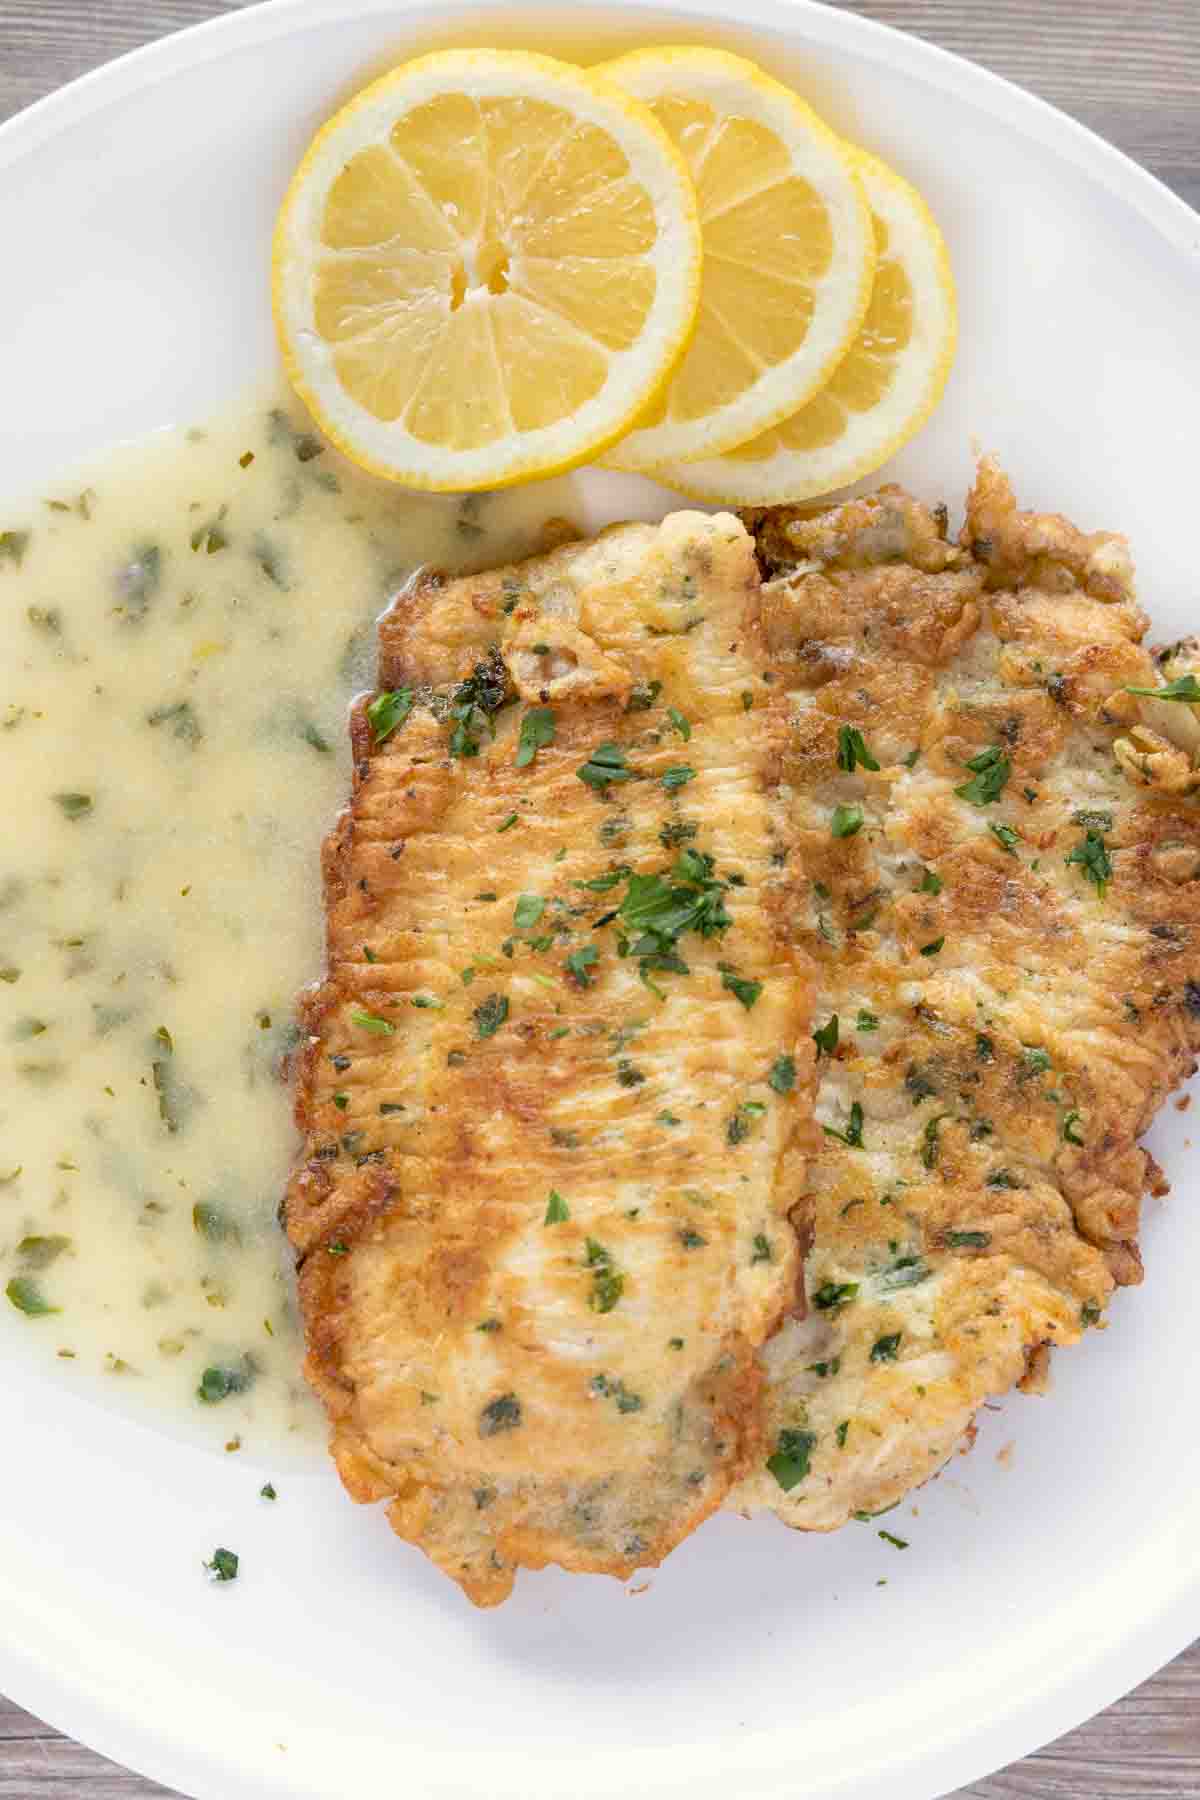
653 148 957 506
598 45 876 472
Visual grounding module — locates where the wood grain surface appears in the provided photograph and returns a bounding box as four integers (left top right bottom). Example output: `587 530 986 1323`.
0 2 1197 1796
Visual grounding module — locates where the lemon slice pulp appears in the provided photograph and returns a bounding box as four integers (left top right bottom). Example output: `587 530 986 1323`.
598 46 876 471
272 49 702 490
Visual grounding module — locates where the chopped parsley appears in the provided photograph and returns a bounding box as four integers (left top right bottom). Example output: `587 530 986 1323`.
577 868 627 892
836 726 880 773
577 742 633 790
870 1332 902 1363
590 1373 643 1413
919 867 943 895
544 1189 570 1225
1125 674 1200 702
876 1255 930 1294
661 764 695 791
720 967 761 1010
857 1009 879 1032
445 655 507 757
497 812 518 832
54 792 93 820
666 707 692 741
5 1276 57 1316
516 706 555 767
513 893 544 928
946 1230 991 1248
626 679 662 712
197 1359 255 1404
919 937 944 956
260 1483 277 1501
813 1015 839 1058
1065 827 1112 898
585 1239 624 1312
479 1393 522 1436
823 1102 864 1147
678 1228 707 1250
204 1548 239 1582
989 822 1021 855
769 1054 796 1094
472 994 509 1038
878 1530 909 1551
955 745 1011 806
813 1281 859 1311
1061 1111 1085 1145
751 1234 774 1264
566 944 598 987
366 689 413 744
350 1009 395 1035
831 803 864 839
766 1427 817 1492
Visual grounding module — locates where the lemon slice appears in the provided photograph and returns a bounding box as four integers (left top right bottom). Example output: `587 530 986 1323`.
597 46 875 472
655 149 957 505
272 49 702 490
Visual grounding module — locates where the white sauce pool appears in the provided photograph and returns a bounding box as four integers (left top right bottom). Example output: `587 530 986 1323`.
0 385 575 1458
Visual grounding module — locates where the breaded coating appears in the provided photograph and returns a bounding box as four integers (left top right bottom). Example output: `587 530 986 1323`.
733 462 1200 1530
284 512 815 1604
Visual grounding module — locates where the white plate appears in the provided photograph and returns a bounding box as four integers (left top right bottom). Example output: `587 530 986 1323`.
2 4 1198 1797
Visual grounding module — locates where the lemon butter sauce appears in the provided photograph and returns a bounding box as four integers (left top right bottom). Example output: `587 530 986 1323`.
0 387 570 1457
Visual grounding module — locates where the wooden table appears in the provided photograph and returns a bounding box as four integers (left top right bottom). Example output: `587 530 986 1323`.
1 2 1197 1794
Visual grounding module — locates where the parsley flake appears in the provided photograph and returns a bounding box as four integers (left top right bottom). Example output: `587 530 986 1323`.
577 743 633 790
1125 674 1200 702
516 706 556 767
544 1189 570 1225
473 994 509 1038
566 944 598 987
350 1009 395 1035
366 689 413 745
1065 827 1112 898
813 1281 859 1311
766 1428 817 1492
204 1548 239 1582
837 726 880 773
955 745 1011 806
823 1102 864 1147
721 968 761 1010
768 1054 796 1094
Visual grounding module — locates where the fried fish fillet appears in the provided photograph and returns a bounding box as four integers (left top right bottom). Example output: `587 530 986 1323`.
730 460 1200 1529
284 511 815 1604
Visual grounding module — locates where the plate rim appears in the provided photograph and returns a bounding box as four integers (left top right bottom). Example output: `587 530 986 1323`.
0 3 1197 1798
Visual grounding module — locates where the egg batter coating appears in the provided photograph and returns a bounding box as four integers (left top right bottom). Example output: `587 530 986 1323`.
732 461 1200 1528
284 511 815 1603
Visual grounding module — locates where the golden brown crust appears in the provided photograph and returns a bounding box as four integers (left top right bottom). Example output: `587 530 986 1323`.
733 459 1200 1529
285 511 816 1604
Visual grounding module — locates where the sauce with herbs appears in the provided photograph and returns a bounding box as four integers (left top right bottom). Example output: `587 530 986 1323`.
0 386 569 1456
